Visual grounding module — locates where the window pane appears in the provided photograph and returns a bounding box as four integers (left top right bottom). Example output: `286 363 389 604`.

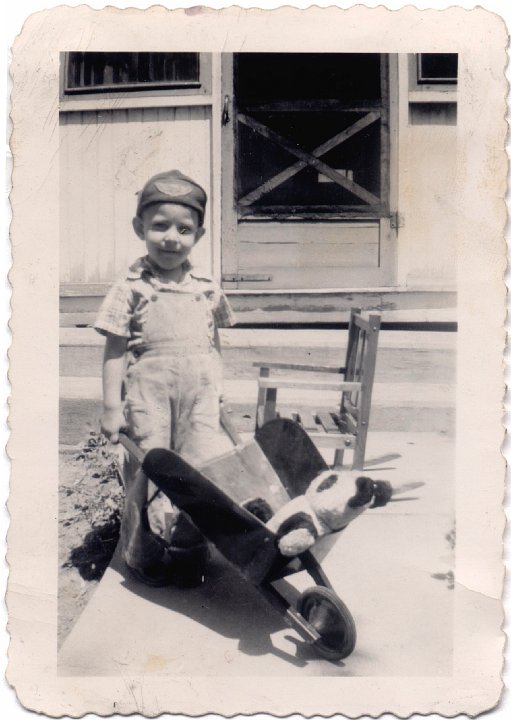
417 54 458 83
65 52 200 92
237 111 382 209
236 53 382 104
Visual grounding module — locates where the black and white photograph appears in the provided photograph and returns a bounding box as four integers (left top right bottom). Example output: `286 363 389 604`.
6 3 507 717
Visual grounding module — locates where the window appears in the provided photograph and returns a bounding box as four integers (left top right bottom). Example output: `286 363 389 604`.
417 54 458 84
64 52 201 94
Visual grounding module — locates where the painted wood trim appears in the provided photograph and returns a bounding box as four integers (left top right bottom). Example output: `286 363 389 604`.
239 209 388 220
61 284 112 296
388 54 400 220
397 54 411 286
220 54 238 283
210 53 223 282
59 307 457 327
409 90 458 104
380 54 391 212
60 94 214 112
59 52 213 110
233 268 384 291
60 312 97 327
377 54 399 286
243 100 383 112
60 283 456 298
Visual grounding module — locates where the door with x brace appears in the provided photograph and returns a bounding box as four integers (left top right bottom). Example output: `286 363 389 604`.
221 53 397 290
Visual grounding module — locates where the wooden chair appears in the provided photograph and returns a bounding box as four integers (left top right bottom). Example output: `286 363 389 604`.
254 308 381 470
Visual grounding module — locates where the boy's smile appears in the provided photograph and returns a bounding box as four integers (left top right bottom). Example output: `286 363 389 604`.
133 202 205 280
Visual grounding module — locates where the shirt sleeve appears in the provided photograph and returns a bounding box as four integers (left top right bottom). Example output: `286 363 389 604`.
94 280 133 338
212 285 236 328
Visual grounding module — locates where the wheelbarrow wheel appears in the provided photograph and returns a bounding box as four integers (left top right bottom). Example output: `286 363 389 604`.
297 586 356 661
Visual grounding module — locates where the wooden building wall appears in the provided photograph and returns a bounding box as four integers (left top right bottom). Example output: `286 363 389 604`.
60 106 212 285
396 55 458 289
59 54 458 310
399 116 457 288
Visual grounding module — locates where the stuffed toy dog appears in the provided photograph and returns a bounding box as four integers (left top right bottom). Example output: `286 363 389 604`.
244 471 393 557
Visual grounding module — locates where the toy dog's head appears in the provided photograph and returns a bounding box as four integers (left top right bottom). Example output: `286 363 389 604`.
306 470 392 533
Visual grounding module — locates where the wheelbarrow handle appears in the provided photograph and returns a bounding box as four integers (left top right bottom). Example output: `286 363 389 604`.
118 432 145 464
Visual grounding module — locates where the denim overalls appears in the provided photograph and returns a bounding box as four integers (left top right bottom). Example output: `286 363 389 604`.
120 283 223 572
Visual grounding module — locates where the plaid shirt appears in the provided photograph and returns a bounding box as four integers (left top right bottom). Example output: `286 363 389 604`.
94 256 235 350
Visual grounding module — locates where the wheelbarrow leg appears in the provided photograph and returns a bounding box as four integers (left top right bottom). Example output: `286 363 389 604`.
299 550 334 590
259 581 321 645
260 565 357 662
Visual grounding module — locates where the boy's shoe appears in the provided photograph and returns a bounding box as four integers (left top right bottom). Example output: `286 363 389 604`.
126 511 209 588
127 543 209 588
166 513 209 587
128 563 175 587
167 542 209 588
127 546 177 587
127 535 209 588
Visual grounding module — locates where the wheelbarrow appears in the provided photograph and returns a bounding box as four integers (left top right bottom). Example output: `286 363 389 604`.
119 417 401 662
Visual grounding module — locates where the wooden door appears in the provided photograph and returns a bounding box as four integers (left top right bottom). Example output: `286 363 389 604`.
221 53 396 290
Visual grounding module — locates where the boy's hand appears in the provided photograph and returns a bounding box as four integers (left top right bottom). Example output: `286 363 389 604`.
101 407 126 444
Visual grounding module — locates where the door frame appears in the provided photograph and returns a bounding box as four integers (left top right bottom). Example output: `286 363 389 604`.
221 52 399 290
220 53 238 287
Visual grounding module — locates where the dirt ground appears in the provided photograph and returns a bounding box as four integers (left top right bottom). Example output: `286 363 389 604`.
58 434 124 648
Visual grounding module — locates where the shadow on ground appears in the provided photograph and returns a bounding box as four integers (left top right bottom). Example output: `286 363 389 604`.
115 547 342 669
65 518 120 582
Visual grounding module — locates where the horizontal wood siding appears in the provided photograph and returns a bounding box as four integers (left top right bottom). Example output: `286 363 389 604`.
60 106 212 284
236 222 380 289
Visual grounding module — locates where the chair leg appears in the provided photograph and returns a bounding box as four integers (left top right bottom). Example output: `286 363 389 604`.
256 367 269 429
256 367 278 428
333 448 345 468
352 432 367 470
263 387 278 425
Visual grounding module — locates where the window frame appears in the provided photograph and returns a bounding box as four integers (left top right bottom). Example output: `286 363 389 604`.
60 52 212 102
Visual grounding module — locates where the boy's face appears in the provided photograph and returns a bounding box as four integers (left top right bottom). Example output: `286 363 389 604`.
133 202 205 276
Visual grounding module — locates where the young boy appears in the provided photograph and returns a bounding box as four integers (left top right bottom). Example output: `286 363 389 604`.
94 170 235 587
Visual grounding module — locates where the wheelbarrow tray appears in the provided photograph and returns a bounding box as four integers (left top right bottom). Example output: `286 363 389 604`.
141 418 330 584
142 445 281 585
124 419 357 660
198 417 328 507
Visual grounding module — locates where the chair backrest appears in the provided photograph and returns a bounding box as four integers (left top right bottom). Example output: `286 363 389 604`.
339 307 381 436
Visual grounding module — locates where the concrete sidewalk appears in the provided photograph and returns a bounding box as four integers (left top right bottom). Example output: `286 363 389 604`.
58 430 455 677
60 375 454 409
